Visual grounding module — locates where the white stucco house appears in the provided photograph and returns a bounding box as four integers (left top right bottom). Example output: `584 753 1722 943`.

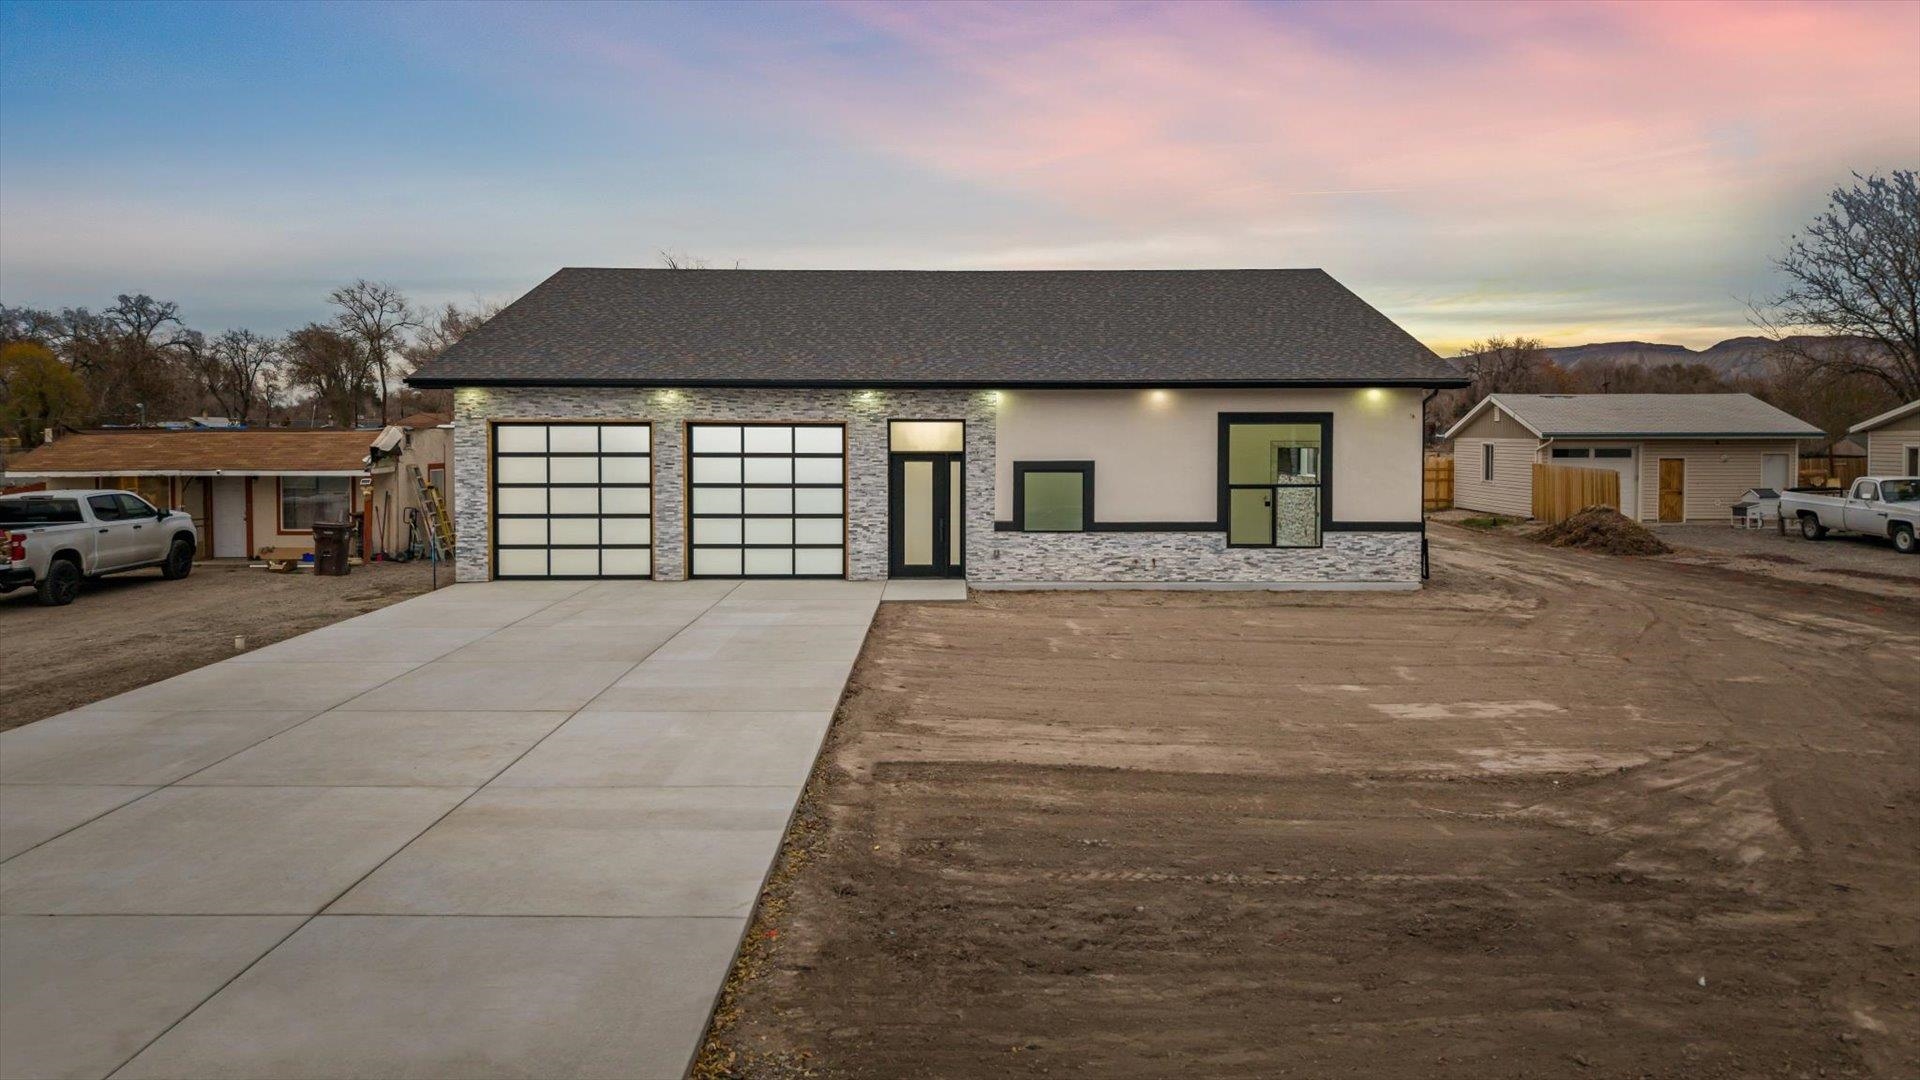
1444 393 1823 523
404 268 1468 589
1848 399 1920 478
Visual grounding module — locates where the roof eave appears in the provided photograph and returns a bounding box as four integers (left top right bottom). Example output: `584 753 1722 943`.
1848 398 1920 434
1536 430 1824 439
407 374 1470 391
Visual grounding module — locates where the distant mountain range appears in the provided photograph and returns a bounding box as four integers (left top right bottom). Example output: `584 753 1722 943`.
1537 335 1873 377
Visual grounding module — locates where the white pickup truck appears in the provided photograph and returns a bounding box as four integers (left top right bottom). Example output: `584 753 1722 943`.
1 489 200 605
1777 476 1920 554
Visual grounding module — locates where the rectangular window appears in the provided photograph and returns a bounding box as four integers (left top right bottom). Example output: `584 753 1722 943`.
1593 448 1633 459
280 477 353 531
1550 448 1591 459
1013 461 1091 531
1482 443 1495 481
888 420 964 452
1907 446 1918 474
1222 415 1327 548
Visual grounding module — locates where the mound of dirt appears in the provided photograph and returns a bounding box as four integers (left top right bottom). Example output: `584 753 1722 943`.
1531 506 1673 555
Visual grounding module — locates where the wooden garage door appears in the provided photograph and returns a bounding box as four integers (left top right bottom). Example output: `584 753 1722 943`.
492 421 652 578
687 423 845 578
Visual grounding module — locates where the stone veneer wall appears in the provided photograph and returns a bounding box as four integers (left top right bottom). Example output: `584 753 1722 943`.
450 386 995 583
451 386 1422 586
972 529 1421 584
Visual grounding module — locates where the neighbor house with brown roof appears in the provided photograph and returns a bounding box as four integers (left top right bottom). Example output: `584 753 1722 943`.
1 422 452 560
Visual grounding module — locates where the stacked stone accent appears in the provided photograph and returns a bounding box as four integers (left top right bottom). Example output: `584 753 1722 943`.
450 386 1420 586
971 529 1420 584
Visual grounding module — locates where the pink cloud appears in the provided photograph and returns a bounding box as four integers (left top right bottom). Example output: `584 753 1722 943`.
771 0 1920 225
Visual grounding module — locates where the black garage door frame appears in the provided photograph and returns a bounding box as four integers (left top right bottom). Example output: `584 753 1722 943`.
490 420 653 580
685 420 847 579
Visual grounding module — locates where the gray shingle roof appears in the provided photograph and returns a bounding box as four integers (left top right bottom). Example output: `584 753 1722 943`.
1469 394 1823 438
406 268 1463 388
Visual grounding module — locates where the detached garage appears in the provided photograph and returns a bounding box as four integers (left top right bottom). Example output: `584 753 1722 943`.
1446 394 1823 523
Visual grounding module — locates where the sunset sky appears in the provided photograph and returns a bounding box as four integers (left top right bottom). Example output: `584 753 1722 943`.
2 0 1916 354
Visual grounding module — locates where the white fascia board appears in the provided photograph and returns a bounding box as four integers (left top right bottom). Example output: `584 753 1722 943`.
1440 395 1544 440
1849 399 1920 434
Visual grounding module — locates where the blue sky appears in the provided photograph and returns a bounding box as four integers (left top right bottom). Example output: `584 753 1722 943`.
3 0 1916 351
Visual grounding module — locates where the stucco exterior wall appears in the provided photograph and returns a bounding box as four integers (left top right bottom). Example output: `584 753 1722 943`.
994 388 1424 524
1634 439 1799 522
1864 406 1920 476
1450 437 1537 517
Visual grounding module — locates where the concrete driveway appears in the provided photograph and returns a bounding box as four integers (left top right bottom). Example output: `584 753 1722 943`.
0 577 885 1080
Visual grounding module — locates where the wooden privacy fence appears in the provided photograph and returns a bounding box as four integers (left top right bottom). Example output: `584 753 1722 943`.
1423 455 1454 511
1531 463 1620 523
1799 455 1866 489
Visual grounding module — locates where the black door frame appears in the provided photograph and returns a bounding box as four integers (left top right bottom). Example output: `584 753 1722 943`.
888 452 964 578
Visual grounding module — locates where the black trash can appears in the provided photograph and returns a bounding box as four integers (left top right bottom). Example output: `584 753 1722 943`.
311 521 352 577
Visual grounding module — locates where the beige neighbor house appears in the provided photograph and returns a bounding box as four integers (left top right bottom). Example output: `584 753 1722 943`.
405 268 1469 589
1444 394 1823 523
2 419 452 560
1848 399 1920 477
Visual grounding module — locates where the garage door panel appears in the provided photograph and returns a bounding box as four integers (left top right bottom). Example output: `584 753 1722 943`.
493 421 651 579
794 488 842 515
743 488 793 514
795 548 844 576
689 422 845 579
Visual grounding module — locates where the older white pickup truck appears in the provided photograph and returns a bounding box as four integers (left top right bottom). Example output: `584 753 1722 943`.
1778 476 1920 554
1 489 199 605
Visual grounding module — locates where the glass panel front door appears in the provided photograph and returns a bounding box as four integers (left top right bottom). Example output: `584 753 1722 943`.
889 452 963 578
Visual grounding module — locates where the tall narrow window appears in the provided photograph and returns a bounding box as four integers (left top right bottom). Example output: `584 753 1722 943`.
1222 415 1328 548
1482 443 1495 481
1013 462 1091 531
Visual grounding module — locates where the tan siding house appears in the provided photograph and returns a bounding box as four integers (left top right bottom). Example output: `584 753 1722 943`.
1632 440 1801 522
1850 400 1920 477
1442 394 1820 524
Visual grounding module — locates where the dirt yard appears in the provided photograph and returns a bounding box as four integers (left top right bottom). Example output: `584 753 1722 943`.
0 561 439 730
701 524 1920 1079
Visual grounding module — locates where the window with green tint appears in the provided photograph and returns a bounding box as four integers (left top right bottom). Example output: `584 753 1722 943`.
1227 422 1322 483
1021 470 1086 531
1222 416 1328 548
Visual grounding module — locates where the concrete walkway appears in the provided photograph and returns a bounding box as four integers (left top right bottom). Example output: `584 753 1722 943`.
1 578 884 1080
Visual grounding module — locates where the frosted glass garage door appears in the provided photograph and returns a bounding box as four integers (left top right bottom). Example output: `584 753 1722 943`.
492 422 652 578
688 423 845 578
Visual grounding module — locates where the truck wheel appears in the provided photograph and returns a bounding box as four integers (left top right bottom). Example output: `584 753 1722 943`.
160 536 196 579
1799 514 1827 540
1895 524 1918 555
36 558 82 606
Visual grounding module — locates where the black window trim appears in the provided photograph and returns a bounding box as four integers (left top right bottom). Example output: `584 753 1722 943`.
1011 460 1094 532
1218 412 1332 549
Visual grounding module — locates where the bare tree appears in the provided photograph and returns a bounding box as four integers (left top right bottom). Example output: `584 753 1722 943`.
329 280 417 423
282 324 370 429
659 250 740 270
1759 170 1920 401
1462 336 1557 396
185 329 282 424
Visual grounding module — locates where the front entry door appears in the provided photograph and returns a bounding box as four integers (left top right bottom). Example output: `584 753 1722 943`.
1658 458 1686 522
889 453 963 577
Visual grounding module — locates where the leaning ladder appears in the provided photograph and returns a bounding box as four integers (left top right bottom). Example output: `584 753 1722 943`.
409 465 456 560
